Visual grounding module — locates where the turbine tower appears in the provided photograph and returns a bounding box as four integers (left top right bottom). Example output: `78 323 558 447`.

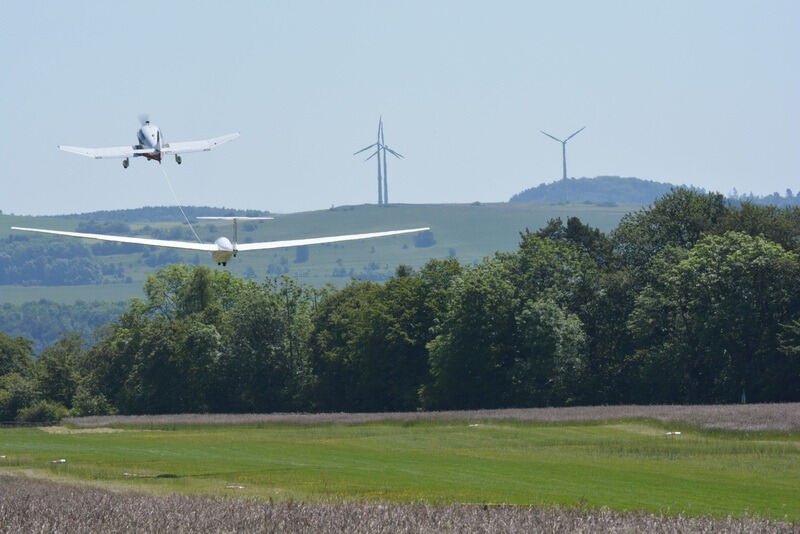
379 120 404 205
354 118 404 206
541 126 585 180
354 119 384 204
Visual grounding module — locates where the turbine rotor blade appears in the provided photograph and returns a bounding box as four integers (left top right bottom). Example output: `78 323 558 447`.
365 150 380 161
384 146 404 159
565 126 586 142
540 131 563 143
353 143 378 156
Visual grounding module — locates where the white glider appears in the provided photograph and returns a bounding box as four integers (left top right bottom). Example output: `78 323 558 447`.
58 116 239 168
12 217 430 267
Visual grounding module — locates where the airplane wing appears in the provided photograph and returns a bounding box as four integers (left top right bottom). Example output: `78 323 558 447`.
58 145 155 159
11 227 217 252
236 227 430 252
161 133 240 155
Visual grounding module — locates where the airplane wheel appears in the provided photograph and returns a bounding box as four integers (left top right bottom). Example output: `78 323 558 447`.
175 155 182 164
222 262 227 267
122 158 129 169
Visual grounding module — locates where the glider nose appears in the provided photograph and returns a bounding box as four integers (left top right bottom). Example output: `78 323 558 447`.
212 237 235 265
215 236 234 251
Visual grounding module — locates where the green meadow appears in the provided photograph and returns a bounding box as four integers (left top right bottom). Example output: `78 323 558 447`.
0 202 635 304
1 419 798 521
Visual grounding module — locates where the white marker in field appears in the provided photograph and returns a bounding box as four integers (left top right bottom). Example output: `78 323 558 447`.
50 458 66 463
665 431 682 436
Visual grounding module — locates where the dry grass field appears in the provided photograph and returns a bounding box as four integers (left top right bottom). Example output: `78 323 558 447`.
0 473 794 534
67 402 800 432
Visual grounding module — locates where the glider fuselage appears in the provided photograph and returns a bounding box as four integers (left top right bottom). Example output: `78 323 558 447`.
211 237 235 265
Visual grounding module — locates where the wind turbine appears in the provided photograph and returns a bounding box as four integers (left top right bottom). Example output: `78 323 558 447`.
354 118 404 206
541 126 585 180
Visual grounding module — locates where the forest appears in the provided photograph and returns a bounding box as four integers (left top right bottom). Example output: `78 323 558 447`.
1 189 799 421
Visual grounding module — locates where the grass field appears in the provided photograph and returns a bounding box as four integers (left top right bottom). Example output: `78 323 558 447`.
0 202 636 304
1 406 798 522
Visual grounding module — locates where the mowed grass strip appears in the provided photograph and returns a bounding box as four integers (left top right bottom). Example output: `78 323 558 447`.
1 420 798 521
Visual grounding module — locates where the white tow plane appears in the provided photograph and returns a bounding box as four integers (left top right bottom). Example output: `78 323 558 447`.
12 217 430 267
58 116 239 168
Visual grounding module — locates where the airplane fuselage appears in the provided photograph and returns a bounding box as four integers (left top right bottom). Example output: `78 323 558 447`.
137 122 162 161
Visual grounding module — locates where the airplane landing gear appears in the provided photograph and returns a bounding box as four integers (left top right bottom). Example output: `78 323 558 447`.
122 158 129 169
175 155 182 164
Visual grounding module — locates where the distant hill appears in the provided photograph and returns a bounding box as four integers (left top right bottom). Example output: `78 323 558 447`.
510 176 684 205
511 176 800 207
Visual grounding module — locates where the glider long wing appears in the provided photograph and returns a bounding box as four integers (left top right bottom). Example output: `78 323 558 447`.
161 133 240 155
58 145 155 159
236 227 430 251
11 227 217 252
11 226 430 253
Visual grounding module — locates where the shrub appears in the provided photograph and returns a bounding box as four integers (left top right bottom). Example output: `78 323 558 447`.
16 400 69 423
71 387 116 417
413 230 436 248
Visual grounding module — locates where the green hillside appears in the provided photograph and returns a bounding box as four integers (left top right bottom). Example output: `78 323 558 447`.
0 202 636 305
510 176 679 204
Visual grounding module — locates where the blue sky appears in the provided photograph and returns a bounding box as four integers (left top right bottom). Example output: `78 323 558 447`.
1 1 798 215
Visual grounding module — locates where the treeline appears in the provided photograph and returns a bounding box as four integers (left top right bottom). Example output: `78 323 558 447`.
0 237 103 286
0 225 196 286
53 206 271 223
1 190 799 420
729 188 800 208
0 300 127 353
